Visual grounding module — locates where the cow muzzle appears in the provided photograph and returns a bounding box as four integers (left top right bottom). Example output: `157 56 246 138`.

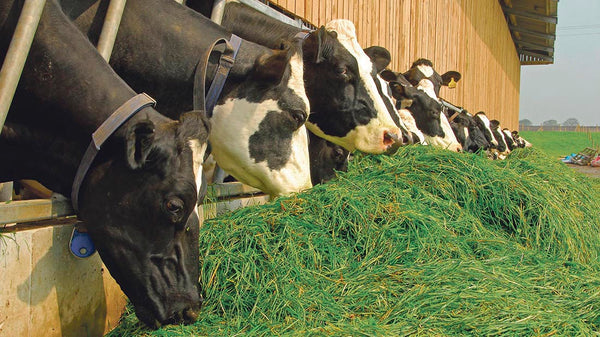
383 129 405 155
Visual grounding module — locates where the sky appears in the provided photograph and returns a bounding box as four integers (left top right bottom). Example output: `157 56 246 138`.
519 0 600 126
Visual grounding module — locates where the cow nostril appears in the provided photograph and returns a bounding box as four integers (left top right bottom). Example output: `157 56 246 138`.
383 130 399 146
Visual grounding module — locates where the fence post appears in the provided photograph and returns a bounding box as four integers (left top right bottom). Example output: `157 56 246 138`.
97 0 127 61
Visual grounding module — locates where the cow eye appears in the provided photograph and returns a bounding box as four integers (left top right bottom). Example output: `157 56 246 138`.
165 198 184 214
336 66 348 77
289 109 307 129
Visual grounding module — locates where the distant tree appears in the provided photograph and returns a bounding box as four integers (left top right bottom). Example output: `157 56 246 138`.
519 119 533 126
542 119 559 126
563 118 579 126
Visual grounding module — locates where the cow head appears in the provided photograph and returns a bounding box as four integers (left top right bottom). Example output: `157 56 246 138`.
502 128 517 150
78 111 210 327
308 130 349 185
210 38 312 197
302 21 405 154
474 112 499 148
380 70 461 151
403 58 461 98
490 119 509 153
451 111 490 153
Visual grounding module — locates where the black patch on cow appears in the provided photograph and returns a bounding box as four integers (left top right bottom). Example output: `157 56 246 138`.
249 110 297 170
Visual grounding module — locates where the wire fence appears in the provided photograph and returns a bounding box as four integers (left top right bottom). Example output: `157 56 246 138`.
519 125 600 132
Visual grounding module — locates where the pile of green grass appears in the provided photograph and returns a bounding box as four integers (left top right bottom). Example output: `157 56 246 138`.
109 146 600 336
520 131 599 159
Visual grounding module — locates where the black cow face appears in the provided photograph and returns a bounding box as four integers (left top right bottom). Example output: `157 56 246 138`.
502 128 517 150
380 70 446 138
308 130 349 185
302 25 403 154
474 112 499 149
490 119 508 153
79 112 210 327
452 111 490 153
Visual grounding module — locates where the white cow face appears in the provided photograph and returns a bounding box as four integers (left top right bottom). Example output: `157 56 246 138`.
210 43 312 197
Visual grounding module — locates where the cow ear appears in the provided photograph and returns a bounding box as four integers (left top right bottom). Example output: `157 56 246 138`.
363 46 391 72
441 71 461 88
125 120 156 169
379 69 397 82
315 26 335 63
252 49 289 85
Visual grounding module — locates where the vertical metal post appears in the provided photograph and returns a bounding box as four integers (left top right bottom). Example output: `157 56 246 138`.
0 0 46 136
97 0 127 61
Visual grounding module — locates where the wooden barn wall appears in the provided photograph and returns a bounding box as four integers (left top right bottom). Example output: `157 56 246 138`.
271 0 521 130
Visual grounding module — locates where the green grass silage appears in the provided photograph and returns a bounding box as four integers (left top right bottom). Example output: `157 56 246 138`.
109 147 600 336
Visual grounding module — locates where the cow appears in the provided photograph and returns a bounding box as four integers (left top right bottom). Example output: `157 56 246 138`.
0 0 209 327
502 128 518 151
400 58 462 151
380 70 463 151
63 0 312 197
474 111 499 149
490 119 510 155
363 46 424 145
512 130 533 148
448 110 491 153
216 3 410 153
308 131 349 185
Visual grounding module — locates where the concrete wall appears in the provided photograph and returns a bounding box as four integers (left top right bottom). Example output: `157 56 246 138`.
0 225 126 337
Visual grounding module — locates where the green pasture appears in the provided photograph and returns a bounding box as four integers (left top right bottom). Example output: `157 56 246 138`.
520 131 599 159
109 146 600 336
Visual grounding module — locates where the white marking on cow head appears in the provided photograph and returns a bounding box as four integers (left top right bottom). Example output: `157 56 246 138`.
188 139 208 196
475 113 498 147
495 126 510 154
322 19 401 153
210 98 312 197
417 64 435 78
397 108 425 144
417 79 438 101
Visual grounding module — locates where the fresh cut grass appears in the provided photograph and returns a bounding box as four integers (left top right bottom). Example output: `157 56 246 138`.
108 146 600 336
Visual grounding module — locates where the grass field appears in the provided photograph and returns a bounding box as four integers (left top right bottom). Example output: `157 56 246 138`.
520 131 599 159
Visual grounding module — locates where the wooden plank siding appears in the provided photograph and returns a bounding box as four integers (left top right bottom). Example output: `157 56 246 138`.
270 0 521 130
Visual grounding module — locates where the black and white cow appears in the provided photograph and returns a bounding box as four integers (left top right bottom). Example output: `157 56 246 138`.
490 119 510 155
1 0 209 327
363 46 424 145
512 130 533 148
379 70 461 151
399 58 463 151
474 111 499 149
217 4 410 153
449 110 491 153
66 0 312 197
502 128 518 151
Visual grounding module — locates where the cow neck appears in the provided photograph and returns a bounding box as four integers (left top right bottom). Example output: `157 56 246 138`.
71 93 157 211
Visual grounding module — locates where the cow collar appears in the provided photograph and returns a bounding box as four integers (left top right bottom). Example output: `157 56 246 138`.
71 93 156 212
193 34 242 117
440 98 461 122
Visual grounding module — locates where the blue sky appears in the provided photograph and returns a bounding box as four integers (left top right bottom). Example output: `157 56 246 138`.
519 0 600 126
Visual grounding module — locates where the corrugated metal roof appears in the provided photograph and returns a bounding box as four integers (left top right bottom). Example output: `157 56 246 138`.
499 0 558 65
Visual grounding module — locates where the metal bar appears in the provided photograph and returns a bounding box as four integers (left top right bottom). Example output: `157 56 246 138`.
501 5 557 24
508 24 556 40
207 182 262 199
97 0 127 61
0 0 46 136
515 39 554 53
0 199 74 225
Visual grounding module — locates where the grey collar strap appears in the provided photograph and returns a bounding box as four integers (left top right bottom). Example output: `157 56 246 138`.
295 31 311 40
71 93 156 212
193 34 242 117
